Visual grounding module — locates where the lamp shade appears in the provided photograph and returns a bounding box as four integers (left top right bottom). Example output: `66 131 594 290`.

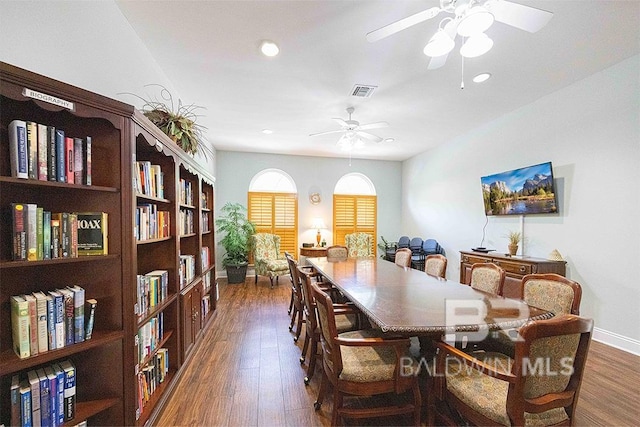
457 6 494 37
423 30 455 57
311 218 326 230
460 33 494 58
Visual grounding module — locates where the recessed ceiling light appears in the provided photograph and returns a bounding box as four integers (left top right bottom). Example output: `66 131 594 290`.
260 40 279 57
384 138 395 143
261 129 273 134
473 72 492 83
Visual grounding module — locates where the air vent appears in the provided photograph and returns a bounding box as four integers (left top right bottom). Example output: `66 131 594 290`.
350 84 377 98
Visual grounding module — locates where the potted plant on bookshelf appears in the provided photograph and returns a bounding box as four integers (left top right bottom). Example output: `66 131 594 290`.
215 202 256 284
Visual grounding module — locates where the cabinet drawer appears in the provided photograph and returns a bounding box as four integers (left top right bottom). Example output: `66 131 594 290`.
461 254 490 265
492 259 531 275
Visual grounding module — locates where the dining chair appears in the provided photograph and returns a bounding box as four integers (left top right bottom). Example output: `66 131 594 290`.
251 233 290 287
344 232 373 257
311 282 421 426
429 314 593 427
394 247 413 268
297 266 359 385
284 252 305 341
469 262 506 295
326 245 348 260
424 254 447 278
483 273 583 357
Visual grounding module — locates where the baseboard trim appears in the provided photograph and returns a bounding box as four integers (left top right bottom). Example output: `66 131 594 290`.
593 327 640 356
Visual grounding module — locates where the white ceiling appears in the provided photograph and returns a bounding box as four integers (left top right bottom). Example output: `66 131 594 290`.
115 0 639 162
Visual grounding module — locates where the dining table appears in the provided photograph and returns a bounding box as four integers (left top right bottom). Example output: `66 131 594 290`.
306 256 553 338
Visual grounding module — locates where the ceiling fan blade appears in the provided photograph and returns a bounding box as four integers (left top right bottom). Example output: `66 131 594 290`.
366 6 441 42
332 118 349 127
356 131 383 143
309 129 344 137
428 53 449 70
358 121 389 131
485 0 553 33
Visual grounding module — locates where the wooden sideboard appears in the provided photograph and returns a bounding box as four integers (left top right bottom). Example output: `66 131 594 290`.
459 250 566 298
300 246 328 258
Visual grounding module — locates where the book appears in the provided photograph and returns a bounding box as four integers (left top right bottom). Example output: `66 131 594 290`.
28 370 41 427
36 369 51 427
59 360 76 421
76 212 108 256
70 213 78 258
43 367 58 427
33 292 49 353
58 288 75 346
73 137 84 185
48 290 65 349
36 207 44 260
50 216 60 259
37 123 48 181
12 203 27 261
55 129 66 182
47 126 57 182
11 295 30 358
45 294 56 350
20 380 32 427
50 363 65 426
84 136 92 185
26 203 38 261
65 136 74 184
9 119 28 179
84 298 97 340
27 121 38 180
68 285 85 343
43 210 51 260
23 293 39 356
11 374 20 427
56 212 70 258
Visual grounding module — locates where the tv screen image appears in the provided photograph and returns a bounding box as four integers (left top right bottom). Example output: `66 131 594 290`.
481 162 558 216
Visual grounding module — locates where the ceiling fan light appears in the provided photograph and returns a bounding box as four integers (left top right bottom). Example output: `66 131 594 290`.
460 33 494 58
457 6 494 37
260 40 279 57
423 30 455 57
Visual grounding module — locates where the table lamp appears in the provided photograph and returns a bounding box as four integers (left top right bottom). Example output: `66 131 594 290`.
311 218 326 247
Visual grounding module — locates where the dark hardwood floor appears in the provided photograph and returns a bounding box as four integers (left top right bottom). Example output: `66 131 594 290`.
155 276 640 426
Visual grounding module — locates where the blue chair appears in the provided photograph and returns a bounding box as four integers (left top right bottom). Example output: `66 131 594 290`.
409 237 424 269
397 236 410 249
422 238 443 255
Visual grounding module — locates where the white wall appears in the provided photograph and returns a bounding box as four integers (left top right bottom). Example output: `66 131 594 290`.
402 55 640 350
215 151 402 267
0 0 215 173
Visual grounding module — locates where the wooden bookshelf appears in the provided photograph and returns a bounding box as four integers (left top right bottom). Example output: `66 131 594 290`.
1 62 216 427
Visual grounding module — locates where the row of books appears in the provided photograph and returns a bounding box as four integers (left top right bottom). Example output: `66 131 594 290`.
202 211 211 232
8 120 91 184
12 203 108 261
136 348 169 420
135 270 169 320
136 313 164 365
201 192 210 210
201 295 212 320
178 208 194 235
135 203 170 241
201 246 210 271
178 178 193 206
134 160 164 199
11 287 97 358
11 360 77 427
178 254 196 289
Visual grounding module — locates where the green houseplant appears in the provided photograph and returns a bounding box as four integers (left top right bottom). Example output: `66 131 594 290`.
506 230 521 256
215 202 256 283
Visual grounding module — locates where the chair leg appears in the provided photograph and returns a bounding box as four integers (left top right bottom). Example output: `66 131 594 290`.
276 275 279 284
294 310 303 342
287 289 294 314
300 333 310 364
332 389 344 426
304 333 318 384
289 306 297 331
314 369 329 410
255 274 258 284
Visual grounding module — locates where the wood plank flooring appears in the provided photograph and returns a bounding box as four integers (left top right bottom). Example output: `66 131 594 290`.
155 276 640 426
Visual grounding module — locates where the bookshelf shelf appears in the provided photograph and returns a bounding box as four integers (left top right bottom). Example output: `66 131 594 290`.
61 397 120 427
0 176 119 193
136 293 179 327
136 236 173 245
0 254 120 268
135 193 171 204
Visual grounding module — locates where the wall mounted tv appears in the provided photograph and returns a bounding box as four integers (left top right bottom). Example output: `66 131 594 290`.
481 162 558 216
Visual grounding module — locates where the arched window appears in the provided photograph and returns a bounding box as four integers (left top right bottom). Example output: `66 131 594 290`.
248 169 298 257
333 173 377 252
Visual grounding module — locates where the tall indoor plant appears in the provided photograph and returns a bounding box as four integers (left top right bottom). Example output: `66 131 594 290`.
215 202 256 283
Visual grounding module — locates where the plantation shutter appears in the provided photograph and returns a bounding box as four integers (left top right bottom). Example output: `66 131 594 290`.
333 195 377 252
248 192 298 258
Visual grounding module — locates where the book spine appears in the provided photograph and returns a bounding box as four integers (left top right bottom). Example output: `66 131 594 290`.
65 136 74 184
26 203 38 261
60 212 70 258
47 126 57 181
9 120 28 179
28 370 41 427
70 286 85 342
44 368 57 427
50 216 60 259
50 292 65 349
46 296 56 350
12 203 27 261
27 121 38 180
36 369 50 427
37 123 48 181
73 137 83 185
84 136 92 185
20 381 32 427
84 299 97 340
11 374 21 427
52 364 64 426
61 361 76 421
69 213 78 258
43 211 51 260
61 290 75 345
34 292 49 353
24 295 39 356
55 129 66 182
11 296 30 358
36 207 44 260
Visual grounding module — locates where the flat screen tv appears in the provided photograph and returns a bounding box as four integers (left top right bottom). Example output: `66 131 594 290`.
481 161 558 216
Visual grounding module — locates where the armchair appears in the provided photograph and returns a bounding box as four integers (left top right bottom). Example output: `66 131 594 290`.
251 233 290 287
344 232 373 257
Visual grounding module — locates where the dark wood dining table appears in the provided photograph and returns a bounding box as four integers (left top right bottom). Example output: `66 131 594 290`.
307 256 553 336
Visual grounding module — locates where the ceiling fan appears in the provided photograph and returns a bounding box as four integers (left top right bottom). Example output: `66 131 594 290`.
366 0 553 70
309 107 389 151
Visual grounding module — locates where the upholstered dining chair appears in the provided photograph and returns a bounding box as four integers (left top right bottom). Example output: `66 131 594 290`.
394 248 413 268
430 314 593 427
311 282 422 426
482 273 583 357
285 252 306 341
424 254 447 278
252 233 290 287
469 262 506 295
344 232 373 257
297 266 359 385
326 245 348 261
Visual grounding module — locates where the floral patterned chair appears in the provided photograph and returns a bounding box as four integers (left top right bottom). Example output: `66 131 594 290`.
252 233 290 287
344 232 373 257
424 254 447 278
394 248 413 268
430 314 593 427
470 262 506 295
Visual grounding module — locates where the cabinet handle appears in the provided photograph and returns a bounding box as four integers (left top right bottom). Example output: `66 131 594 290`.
520 266 526 272
484 259 491 263
493 261 500 266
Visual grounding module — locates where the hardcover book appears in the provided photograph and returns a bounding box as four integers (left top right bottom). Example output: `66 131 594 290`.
51 363 65 425
73 137 84 185
11 374 20 427
36 369 51 427
47 126 57 181
20 380 32 427
55 129 66 182
26 121 38 180
43 211 51 260
58 288 75 345
11 295 30 358
33 291 50 353
12 203 27 261
68 285 85 343
48 290 65 349
26 203 38 261
84 298 97 340
37 123 48 180
76 212 108 255
23 293 39 356
65 136 74 184
9 119 28 179
84 136 92 185
27 370 41 427
59 360 76 421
